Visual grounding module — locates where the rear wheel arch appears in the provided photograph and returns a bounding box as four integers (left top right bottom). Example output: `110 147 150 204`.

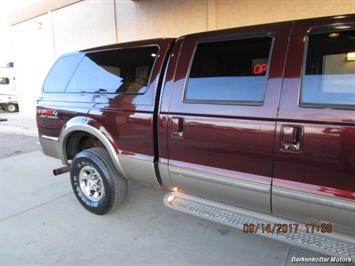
59 117 127 179
65 131 104 160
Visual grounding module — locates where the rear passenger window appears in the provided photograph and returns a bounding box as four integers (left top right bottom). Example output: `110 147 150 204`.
185 37 272 104
43 54 83 92
66 46 158 94
301 30 355 108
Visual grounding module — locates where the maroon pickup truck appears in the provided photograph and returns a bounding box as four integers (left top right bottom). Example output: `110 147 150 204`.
37 14 355 258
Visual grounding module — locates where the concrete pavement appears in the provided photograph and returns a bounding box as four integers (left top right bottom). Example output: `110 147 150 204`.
0 133 348 266
1 151 289 266
0 133 38 159
0 112 37 137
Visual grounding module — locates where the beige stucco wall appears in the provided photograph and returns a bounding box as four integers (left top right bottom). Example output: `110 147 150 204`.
216 0 355 28
12 0 117 116
10 0 355 116
115 0 355 42
215 0 355 29
12 13 55 116
115 0 210 41
52 0 116 56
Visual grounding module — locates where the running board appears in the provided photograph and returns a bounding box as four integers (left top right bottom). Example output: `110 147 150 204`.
163 192 355 259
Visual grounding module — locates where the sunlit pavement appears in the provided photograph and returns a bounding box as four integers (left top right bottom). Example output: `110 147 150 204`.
0 140 343 266
0 112 37 137
0 133 37 159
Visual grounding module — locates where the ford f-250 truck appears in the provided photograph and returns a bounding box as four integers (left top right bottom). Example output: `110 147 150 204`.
37 14 355 258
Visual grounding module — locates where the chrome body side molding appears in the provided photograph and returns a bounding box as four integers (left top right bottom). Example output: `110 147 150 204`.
119 154 160 186
273 186 355 236
273 186 355 212
168 162 271 213
39 134 59 159
40 135 59 142
170 166 269 193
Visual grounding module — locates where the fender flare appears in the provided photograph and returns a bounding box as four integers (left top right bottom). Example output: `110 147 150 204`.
58 116 127 179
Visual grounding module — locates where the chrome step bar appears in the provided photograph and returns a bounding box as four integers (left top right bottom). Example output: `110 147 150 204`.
163 192 355 259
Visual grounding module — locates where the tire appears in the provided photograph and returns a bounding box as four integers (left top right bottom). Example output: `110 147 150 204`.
5 103 18 113
70 147 128 215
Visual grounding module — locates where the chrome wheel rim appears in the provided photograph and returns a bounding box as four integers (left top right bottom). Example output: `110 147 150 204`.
78 165 105 201
7 104 16 112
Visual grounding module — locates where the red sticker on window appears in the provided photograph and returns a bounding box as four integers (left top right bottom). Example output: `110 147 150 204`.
253 64 268 75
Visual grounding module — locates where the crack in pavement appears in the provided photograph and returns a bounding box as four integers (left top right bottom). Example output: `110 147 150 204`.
0 192 72 223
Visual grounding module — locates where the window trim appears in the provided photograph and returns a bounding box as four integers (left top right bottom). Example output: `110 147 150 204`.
299 24 355 110
64 44 160 95
182 33 275 106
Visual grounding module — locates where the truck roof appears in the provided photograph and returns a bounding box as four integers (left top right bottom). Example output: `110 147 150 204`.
80 38 176 53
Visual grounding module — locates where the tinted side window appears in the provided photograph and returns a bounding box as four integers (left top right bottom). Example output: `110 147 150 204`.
43 54 83 92
185 37 272 104
302 30 355 108
0 77 10 85
66 46 158 94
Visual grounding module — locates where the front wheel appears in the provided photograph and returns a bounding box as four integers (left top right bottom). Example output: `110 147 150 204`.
5 103 18 113
70 147 128 215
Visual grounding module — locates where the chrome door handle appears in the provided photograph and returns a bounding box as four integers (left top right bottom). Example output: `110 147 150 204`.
171 117 184 139
280 125 303 152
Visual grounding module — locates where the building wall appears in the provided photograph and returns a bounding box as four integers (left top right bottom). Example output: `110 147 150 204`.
52 0 116 56
115 0 210 41
115 0 355 42
215 0 355 29
12 13 54 116
12 0 117 116
10 0 355 116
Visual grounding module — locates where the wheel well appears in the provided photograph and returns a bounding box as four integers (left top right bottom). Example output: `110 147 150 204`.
65 131 104 160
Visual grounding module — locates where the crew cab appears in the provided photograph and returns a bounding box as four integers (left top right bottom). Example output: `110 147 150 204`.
37 14 355 258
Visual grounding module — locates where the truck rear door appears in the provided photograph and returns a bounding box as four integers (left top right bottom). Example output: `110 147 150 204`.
273 16 355 234
162 23 291 213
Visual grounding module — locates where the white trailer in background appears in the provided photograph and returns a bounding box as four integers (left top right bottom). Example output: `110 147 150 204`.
0 64 18 112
